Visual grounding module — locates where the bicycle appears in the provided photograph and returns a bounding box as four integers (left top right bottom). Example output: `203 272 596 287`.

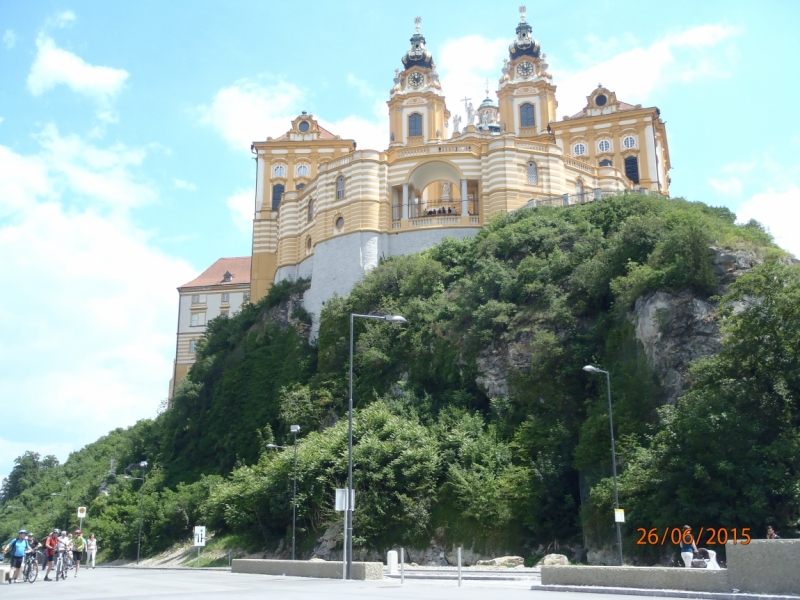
54 550 68 581
23 551 39 583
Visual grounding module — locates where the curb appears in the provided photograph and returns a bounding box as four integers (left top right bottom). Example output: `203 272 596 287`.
535 584 800 600
97 565 231 572
387 574 539 581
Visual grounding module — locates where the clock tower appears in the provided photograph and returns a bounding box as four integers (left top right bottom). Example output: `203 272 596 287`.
497 6 557 138
387 18 450 147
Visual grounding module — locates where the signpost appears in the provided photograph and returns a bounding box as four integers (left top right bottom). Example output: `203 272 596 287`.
335 489 354 579
77 507 87 530
614 509 625 523
193 525 206 564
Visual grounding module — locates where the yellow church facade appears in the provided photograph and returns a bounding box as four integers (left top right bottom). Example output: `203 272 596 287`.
249 10 670 334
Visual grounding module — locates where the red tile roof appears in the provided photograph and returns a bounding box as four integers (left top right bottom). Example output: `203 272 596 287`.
272 124 338 141
569 101 639 120
179 257 251 289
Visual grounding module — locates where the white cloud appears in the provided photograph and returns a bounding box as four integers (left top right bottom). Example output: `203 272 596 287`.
0 129 196 479
226 189 254 232
49 10 76 29
3 30 16 49
198 76 390 152
197 77 303 151
173 178 197 191
736 187 800 257
28 35 129 121
555 24 740 117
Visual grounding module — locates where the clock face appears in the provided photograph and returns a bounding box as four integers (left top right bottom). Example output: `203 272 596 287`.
408 72 424 88
517 61 534 77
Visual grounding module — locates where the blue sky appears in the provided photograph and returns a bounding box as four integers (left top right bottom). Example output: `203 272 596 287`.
1 0 798 481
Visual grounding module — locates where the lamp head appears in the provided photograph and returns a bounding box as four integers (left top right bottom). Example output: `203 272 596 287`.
290 425 300 433
383 315 407 324
140 461 148 468
583 365 601 373
265 443 278 449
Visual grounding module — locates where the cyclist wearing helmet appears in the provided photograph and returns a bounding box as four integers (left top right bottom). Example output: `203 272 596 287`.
72 530 86 577
43 530 59 581
2 530 30 583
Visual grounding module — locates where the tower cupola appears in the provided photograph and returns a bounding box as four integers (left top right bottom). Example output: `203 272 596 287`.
401 17 434 70
509 6 541 60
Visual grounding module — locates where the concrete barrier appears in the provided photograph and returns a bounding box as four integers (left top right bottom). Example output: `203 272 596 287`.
541 566 729 593
1 565 9 583
541 539 800 596
232 559 383 580
727 539 800 596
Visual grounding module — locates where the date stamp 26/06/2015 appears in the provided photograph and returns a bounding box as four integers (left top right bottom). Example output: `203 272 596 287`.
636 527 751 546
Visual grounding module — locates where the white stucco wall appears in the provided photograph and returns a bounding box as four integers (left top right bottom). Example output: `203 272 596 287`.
288 227 480 338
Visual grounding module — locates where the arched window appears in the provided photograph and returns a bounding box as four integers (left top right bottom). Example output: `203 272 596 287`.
598 139 611 152
272 164 286 178
336 176 345 199
296 183 305 190
307 199 314 222
520 103 535 127
296 164 309 178
624 156 640 184
408 113 423 137
527 161 538 185
623 135 637 149
599 159 613 167
271 183 284 210
573 143 587 156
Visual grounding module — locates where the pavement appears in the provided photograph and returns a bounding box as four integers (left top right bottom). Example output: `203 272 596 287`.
0 566 661 600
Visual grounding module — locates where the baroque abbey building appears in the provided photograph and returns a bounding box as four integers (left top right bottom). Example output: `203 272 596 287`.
171 8 672 394
249 10 670 331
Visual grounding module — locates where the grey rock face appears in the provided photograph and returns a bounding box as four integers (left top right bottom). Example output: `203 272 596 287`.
475 333 532 398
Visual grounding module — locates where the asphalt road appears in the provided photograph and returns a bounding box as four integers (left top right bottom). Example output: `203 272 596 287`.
1 567 657 600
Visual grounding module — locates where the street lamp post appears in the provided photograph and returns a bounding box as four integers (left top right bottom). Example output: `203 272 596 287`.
124 461 148 565
51 481 70 530
347 313 407 579
266 423 301 561
583 365 623 566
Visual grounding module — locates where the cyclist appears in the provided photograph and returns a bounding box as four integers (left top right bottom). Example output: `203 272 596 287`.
57 529 70 579
43 529 59 581
25 533 41 579
2 530 30 583
72 530 86 577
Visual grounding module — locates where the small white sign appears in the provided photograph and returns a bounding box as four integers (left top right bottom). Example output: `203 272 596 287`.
77 507 87 519
614 509 625 523
193 525 206 547
335 488 355 511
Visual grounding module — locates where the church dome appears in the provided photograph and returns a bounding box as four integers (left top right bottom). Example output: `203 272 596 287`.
479 96 496 110
508 7 541 60
401 17 434 70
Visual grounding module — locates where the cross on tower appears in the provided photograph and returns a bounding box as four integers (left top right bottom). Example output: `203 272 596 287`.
485 79 490 98
461 96 472 111
519 5 527 21
414 16 421 32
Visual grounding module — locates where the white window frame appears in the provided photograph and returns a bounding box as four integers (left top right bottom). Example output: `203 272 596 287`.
191 313 199 327
598 139 611 152
573 143 587 156
190 340 197 354
222 293 229 303
272 164 286 178
191 295 200 304
623 136 637 149
296 164 309 178
336 176 345 199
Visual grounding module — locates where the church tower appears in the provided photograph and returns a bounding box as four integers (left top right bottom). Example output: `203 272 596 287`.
387 18 451 147
497 6 557 138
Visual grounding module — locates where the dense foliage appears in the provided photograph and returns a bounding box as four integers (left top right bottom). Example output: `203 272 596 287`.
2 193 795 561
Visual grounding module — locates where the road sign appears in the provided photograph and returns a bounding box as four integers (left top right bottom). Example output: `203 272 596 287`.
335 488 355 511
77 507 87 519
193 525 206 547
614 509 625 523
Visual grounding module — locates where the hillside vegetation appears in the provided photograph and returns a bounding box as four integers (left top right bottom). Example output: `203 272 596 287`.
2 192 797 562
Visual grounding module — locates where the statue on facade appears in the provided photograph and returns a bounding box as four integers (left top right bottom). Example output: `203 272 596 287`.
452 114 461 135
466 102 476 126
442 181 451 200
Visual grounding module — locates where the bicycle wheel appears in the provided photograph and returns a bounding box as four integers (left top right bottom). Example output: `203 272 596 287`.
26 559 38 583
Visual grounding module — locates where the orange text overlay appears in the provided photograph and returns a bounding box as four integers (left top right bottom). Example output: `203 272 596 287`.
636 527 751 546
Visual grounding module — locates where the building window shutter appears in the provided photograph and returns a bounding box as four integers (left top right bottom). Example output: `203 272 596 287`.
408 113 422 137
527 161 538 184
520 103 535 127
271 183 285 210
624 156 640 184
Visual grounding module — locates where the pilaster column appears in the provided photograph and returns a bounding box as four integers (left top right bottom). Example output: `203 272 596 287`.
460 179 468 216
402 183 410 220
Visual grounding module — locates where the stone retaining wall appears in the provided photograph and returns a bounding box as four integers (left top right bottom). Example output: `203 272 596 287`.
232 559 383 580
541 540 800 596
